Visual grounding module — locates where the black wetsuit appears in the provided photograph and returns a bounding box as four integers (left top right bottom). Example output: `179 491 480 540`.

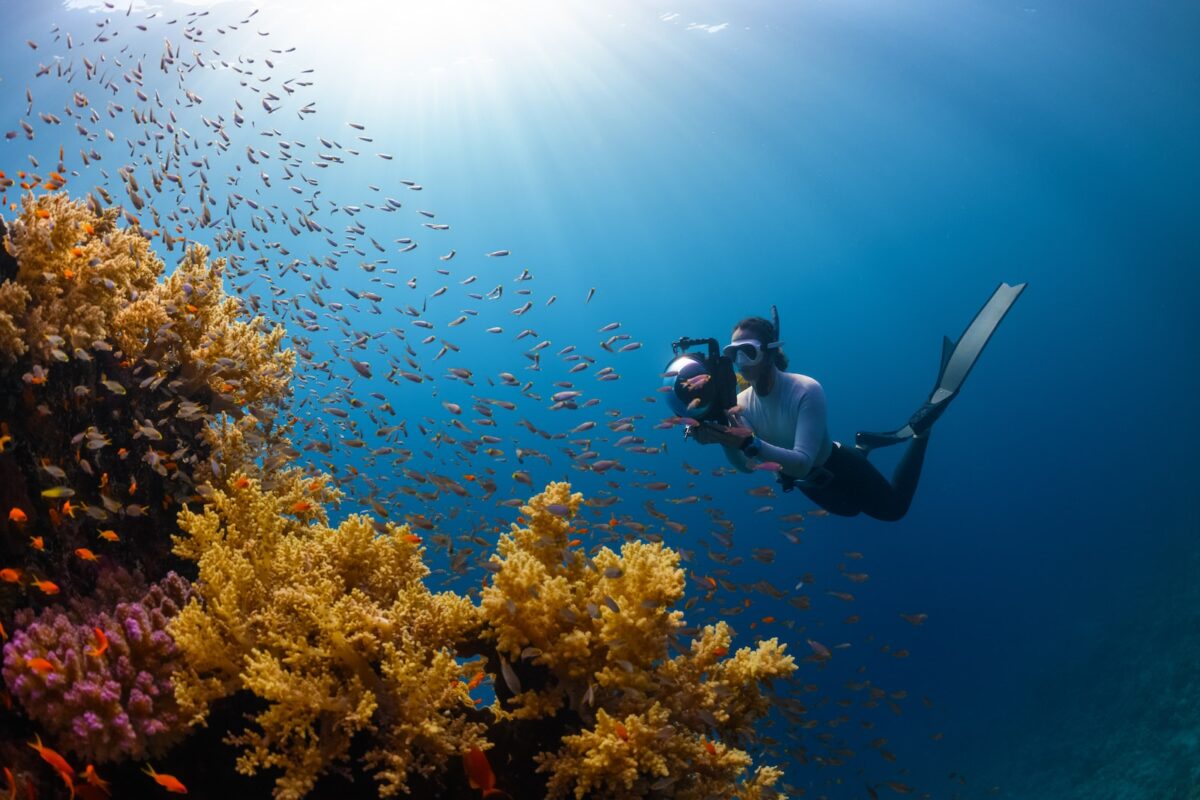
789 437 930 521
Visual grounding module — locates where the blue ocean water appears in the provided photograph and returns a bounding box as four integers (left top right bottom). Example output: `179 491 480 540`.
1 0 1197 797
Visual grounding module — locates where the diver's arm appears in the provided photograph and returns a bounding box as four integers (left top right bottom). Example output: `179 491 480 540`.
721 442 754 473
747 382 828 478
692 418 755 472
720 412 754 473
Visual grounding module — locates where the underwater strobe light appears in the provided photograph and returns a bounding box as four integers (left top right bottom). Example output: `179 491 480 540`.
662 337 738 425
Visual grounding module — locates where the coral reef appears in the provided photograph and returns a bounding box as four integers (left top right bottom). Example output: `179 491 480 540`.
1 194 798 799
482 483 796 800
0 194 295 793
110 242 294 409
0 193 159 364
0 193 293 403
169 470 485 800
0 193 294 599
170 478 795 800
2 570 193 762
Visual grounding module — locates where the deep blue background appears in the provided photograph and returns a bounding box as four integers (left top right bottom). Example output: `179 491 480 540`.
2 0 1197 796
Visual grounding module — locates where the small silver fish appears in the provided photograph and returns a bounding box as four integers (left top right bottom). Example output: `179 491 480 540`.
498 656 521 695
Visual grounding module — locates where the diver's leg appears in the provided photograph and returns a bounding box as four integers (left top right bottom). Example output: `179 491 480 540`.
873 430 931 521
832 433 932 522
802 443 892 517
797 444 863 516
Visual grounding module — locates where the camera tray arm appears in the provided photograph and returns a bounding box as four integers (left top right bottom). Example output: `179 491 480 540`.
671 336 721 359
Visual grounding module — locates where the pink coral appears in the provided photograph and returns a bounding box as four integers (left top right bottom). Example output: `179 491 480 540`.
2 572 193 763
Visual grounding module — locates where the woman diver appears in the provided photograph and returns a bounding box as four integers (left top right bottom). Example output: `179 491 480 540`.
689 283 1026 521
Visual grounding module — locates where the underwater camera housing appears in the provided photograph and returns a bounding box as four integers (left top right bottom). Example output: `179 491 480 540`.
663 337 738 426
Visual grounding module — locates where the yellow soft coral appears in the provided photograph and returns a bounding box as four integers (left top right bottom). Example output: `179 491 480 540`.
481 482 687 685
1 193 158 361
112 243 294 407
0 193 292 412
170 471 485 800
480 482 796 800
0 279 32 361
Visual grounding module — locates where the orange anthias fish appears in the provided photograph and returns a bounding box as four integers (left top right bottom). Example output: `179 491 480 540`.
462 747 506 799
142 765 186 794
75 548 100 562
0 569 21 584
32 577 59 595
28 733 74 780
82 764 110 793
27 657 55 675
86 628 108 658
8 507 27 523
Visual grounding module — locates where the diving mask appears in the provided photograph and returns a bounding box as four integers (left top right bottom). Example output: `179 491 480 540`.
723 339 784 367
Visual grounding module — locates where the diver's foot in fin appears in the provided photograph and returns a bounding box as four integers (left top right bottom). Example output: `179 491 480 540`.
854 429 909 452
856 281 1026 456
907 391 957 438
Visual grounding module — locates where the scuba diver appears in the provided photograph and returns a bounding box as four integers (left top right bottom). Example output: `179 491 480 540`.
680 282 1026 521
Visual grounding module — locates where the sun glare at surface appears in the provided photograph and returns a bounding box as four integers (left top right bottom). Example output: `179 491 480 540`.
271 0 617 81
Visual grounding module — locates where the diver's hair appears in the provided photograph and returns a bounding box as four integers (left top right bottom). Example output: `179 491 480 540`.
732 316 788 371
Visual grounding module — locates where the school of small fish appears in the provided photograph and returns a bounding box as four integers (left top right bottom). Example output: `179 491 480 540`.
0 4 951 798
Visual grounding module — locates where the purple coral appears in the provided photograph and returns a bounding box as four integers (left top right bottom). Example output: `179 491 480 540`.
2 572 194 763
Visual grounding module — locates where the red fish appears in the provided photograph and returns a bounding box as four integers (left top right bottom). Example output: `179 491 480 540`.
81 764 110 795
28 734 74 788
27 657 55 675
142 765 186 794
32 577 58 594
462 747 506 799
87 628 108 658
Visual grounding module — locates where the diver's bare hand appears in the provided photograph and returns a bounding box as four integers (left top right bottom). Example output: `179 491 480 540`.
692 422 749 448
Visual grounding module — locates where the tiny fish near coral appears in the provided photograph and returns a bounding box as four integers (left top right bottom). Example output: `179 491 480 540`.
143 764 187 794
462 747 507 799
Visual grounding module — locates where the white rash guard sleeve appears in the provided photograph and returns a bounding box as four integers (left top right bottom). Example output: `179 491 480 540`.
721 437 754 473
731 372 834 480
